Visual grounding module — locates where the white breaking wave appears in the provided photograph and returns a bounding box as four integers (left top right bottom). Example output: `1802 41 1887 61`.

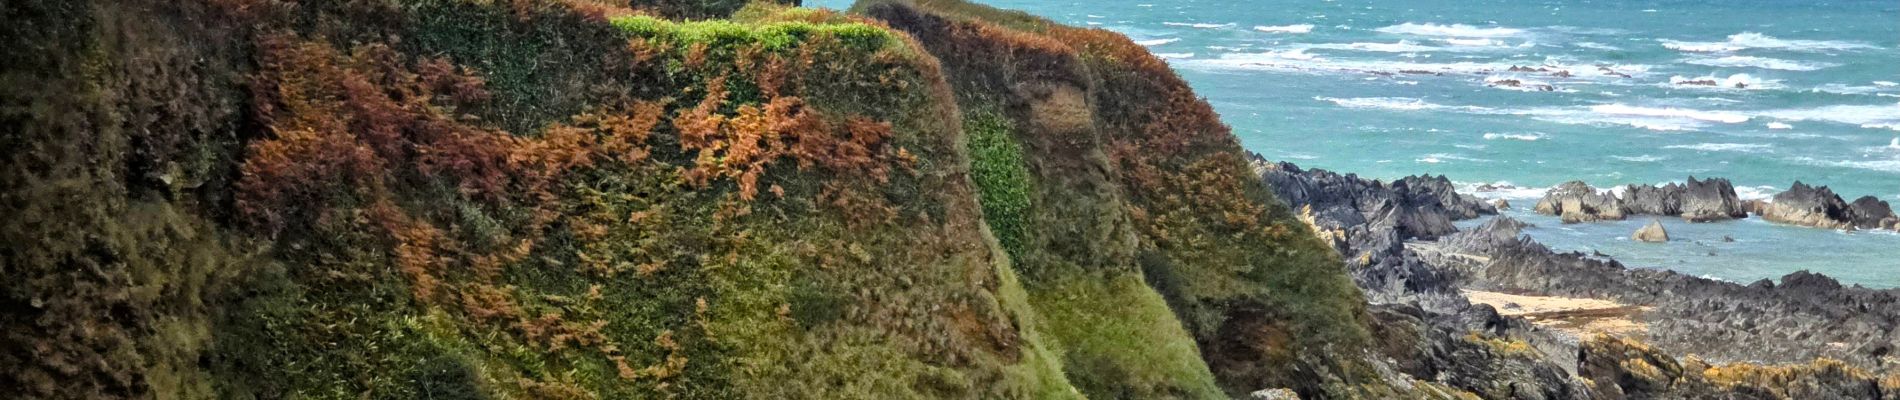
1660 32 1878 53
1685 56 1837 71
1575 42 1621 51
1667 73 1779 90
1155 53 1195 60
1163 22 1234 29
1179 51 1650 82
1253 24 1314 34
1441 38 1505 47
1135 38 1180 46
1878 81 1900 87
1303 41 1443 53
1734 185 1780 201
1455 181 1550 201
1611 155 1668 162
1590 104 1750 124
1483 132 1545 141
1766 122 1794 129
1665 143 1773 153
1376 23 1523 38
1788 156 1900 173
1757 103 1900 131
1415 153 1493 164
1314 96 1493 112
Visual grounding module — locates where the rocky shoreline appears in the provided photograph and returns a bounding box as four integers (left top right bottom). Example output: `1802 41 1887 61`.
1531 179 1898 232
1252 154 1900 398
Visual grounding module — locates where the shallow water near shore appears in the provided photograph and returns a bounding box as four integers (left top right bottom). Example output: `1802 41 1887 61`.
812 0 1900 288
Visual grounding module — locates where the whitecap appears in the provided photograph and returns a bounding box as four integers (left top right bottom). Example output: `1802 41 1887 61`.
1135 38 1180 46
1253 24 1314 34
1757 103 1900 131
1483 132 1546 141
1787 156 1900 173
1668 73 1778 90
1155 52 1195 59
1664 143 1773 153
1163 22 1234 29
1442 38 1505 47
1735 185 1780 201
1660 32 1878 53
1416 153 1493 163
1314 96 1481 111
1590 104 1750 124
1878 81 1900 87
1766 122 1794 129
1303 41 1443 53
1685 56 1837 71
1376 23 1524 38
1575 42 1620 51
1611 155 1667 162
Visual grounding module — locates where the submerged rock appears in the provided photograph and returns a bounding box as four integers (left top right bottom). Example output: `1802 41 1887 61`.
1493 199 1511 210
1633 219 1669 242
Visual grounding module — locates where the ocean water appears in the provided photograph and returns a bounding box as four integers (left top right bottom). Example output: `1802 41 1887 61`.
813 0 1900 287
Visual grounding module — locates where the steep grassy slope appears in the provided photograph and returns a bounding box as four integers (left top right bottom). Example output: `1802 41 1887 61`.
3 0 1447 399
4 1 1075 398
858 1 1399 398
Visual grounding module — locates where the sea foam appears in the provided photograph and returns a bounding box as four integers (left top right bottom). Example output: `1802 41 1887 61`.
1135 38 1180 46
1253 24 1314 34
1664 143 1773 153
1685 56 1837 71
1660 32 1877 53
1163 22 1234 29
1376 23 1524 37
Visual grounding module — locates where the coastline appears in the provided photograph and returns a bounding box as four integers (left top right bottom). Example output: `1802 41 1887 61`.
1254 154 1900 396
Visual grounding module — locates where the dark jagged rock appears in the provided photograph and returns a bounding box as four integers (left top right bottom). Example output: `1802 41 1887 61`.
1253 157 1586 396
1253 156 1495 311
1621 177 1748 222
1541 178 1747 224
1534 181 1625 223
1255 157 1494 241
1579 335 1897 399
1368 304 1578 400
1754 181 1893 230
1847 196 1899 230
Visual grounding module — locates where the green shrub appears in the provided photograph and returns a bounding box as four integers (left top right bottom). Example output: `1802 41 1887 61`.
963 112 1035 258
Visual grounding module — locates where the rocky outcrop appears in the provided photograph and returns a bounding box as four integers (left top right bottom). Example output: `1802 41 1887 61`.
1537 178 1748 223
1632 219 1668 242
1534 181 1625 223
1848 196 1900 230
1580 335 1898 399
1620 177 1748 222
1255 158 1494 241
1253 158 1586 396
1254 157 1496 311
1754 181 1899 230
1426 217 1900 373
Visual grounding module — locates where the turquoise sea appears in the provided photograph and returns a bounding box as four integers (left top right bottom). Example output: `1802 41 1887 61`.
816 0 1900 287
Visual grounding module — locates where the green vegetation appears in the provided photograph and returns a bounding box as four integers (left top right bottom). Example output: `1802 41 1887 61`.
2 0 1418 398
963 112 1035 258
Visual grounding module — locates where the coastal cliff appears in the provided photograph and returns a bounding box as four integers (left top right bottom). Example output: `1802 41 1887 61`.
0 0 1431 398
5 0 1893 399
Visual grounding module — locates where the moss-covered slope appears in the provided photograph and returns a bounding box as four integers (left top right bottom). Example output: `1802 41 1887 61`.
857 1 1394 397
5 0 1405 399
